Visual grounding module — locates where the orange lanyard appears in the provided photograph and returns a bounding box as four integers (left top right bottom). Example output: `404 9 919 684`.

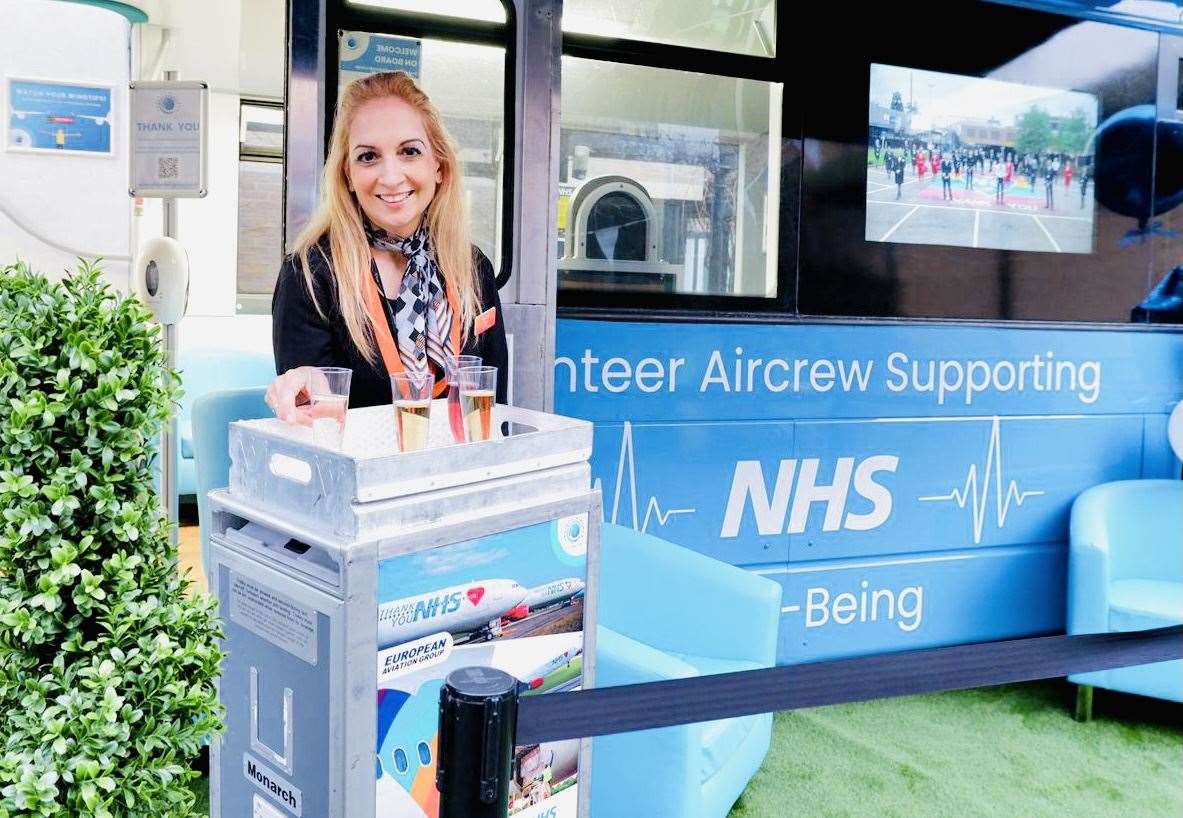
362 263 462 398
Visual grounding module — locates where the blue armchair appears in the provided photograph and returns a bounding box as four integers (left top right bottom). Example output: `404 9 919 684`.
1068 479 1183 718
190 387 270 574
177 349 274 497
591 524 782 818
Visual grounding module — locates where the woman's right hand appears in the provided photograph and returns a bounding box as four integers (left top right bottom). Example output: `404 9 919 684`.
265 366 318 425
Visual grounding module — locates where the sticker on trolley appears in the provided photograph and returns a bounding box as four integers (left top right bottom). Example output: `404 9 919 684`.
374 518 587 817
377 632 454 681
555 514 588 558
253 794 287 818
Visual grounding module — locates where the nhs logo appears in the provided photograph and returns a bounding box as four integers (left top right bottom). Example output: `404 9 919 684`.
720 456 899 537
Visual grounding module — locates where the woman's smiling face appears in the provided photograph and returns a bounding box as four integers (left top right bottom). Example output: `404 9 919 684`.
346 96 442 238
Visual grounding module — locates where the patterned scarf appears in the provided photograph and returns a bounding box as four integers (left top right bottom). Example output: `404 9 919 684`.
365 221 455 375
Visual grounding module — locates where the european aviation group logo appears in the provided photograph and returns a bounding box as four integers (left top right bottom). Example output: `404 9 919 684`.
918 416 1044 544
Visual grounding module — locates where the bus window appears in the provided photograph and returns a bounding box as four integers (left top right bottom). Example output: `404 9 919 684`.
317 1 515 283
237 101 284 314
563 0 774 58
336 34 508 276
558 58 781 299
346 0 505 24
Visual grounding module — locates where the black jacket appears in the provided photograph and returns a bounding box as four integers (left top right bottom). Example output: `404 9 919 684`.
272 239 509 408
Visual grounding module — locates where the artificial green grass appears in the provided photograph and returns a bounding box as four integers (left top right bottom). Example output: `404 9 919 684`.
730 681 1183 818
188 776 209 814
187 682 1181 817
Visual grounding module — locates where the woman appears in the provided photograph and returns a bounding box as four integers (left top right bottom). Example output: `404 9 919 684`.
267 71 508 423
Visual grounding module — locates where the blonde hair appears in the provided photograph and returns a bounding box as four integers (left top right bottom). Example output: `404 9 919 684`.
292 71 479 363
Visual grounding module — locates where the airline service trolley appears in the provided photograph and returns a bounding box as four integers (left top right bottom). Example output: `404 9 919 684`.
207 403 599 818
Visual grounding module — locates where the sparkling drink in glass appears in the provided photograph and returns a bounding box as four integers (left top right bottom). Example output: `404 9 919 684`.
395 397 432 451
444 355 482 443
306 367 352 448
391 371 434 452
458 365 497 443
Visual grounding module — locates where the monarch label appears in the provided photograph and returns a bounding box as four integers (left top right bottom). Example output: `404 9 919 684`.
243 753 302 816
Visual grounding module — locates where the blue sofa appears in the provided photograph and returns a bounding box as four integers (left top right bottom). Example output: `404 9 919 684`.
176 348 274 497
1068 479 1183 717
592 524 782 818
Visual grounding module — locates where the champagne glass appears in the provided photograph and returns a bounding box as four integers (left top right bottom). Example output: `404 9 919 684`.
458 365 497 443
391 370 434 452
444 354 482 443
307 367 352 448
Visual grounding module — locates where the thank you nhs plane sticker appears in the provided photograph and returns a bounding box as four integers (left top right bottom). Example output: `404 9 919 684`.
374 516 587 817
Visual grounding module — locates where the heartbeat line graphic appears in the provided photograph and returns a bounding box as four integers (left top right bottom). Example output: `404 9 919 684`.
592 421 696 534
918 416 1044 544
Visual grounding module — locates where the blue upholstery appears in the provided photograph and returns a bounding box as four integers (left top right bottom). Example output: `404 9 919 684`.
190 387 270 573
1068 479 1183 703
177 349 274 496
591 524 781 818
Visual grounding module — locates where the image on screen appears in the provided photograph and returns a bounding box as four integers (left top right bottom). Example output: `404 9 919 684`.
866 64 1099 254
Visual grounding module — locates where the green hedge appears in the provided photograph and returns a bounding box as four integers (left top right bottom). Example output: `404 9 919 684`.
0 260 222 817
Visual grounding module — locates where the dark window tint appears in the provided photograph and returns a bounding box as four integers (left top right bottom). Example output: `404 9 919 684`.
586 192 648 261
796 1 1163 323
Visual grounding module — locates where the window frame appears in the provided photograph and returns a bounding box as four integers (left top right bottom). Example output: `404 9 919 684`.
239 98 285 163
324 0 518 289
556 3 799 316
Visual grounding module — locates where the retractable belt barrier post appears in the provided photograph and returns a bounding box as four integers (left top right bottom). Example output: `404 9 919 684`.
437 625 1183 818
437 668 519 818
205 404 599 818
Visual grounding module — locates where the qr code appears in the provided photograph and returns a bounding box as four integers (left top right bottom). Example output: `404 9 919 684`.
158 157 179 179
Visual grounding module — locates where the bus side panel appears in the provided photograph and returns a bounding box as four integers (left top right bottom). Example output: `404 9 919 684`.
589 420 794 567
788 415 1144 561
766 543 1066 664
555 318 1183 663
554 320 1182 421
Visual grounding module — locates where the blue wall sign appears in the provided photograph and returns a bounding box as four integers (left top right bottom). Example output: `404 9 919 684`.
339 31 421 89
6 78 112 154
555 319 1183 664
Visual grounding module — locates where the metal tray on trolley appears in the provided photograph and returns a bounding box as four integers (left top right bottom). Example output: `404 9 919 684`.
225 402 593 541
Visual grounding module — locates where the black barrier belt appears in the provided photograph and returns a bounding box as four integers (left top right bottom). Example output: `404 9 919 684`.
515 626 1183 745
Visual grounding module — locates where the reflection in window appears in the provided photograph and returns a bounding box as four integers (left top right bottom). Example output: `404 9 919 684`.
562 0 775 57
558 57 781 298
417 741 432 766
346 0 505 24
393 748 409 774
236 100 285 312
407 39 506 273
236 161 284 299
586 192 648 260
